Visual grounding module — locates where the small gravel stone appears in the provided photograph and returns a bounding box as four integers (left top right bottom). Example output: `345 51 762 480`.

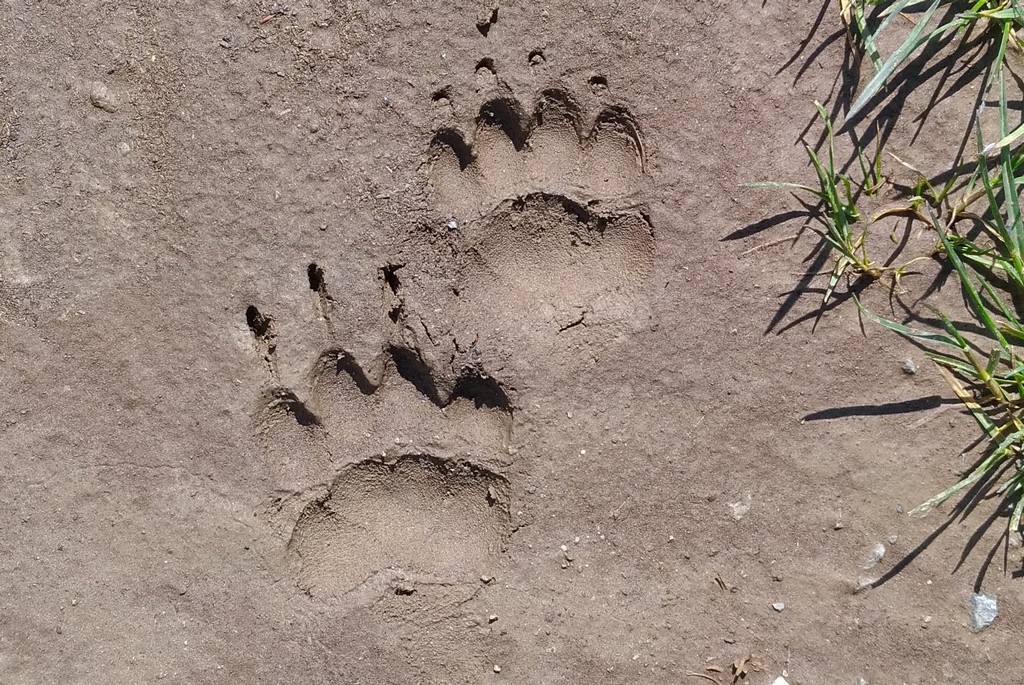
968 592 998 632
771 602 785 612
89 83 118 113
729 493 752 521
901 358 918 375
862 542 886 570
771 678 790 685
493 665 501 673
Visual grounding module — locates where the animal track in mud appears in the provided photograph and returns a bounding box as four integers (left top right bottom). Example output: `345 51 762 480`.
426 87 654 332
289 455 510 598
459 193 653 330
246 266 513 598
428 88 646 217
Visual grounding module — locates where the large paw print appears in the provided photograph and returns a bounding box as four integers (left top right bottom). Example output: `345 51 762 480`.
244 266 513 599
421 86 655 336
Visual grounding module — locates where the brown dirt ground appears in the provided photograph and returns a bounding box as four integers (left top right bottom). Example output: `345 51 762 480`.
2 1 1023 683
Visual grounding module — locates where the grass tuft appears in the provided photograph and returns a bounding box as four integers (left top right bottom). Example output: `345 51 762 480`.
748 2 1024 545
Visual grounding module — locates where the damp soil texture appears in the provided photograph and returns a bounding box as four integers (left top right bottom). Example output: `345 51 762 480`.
2 2 1022 684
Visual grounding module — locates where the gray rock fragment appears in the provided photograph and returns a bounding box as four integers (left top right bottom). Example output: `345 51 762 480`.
968 592 998 632
862 542 886 570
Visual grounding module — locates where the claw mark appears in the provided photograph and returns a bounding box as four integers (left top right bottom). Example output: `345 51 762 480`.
380 264 405 324
307 262 337 338
328 349 378 396
246 305 278 377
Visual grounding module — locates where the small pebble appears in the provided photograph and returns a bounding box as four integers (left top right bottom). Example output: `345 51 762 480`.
89 83 118 113
488 614 498 623
729 493 752 521
862 543 886 570
771 602 785 612
446 219 458 230
901 359 918 375
493 665 501 673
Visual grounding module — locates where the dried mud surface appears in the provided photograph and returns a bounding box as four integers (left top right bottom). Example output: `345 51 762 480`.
1 2 1022 684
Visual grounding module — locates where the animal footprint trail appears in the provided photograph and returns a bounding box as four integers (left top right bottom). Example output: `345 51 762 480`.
243 73 657 602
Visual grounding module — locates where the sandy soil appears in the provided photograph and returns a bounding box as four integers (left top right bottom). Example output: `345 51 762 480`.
1 1 1022 683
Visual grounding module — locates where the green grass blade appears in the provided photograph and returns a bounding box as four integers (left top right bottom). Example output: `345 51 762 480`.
1010 481 1024 532
987 122 1024 153
909 436 1018 515
937 229 1011 350
985 347 1003 377
853 296 962 347
925 351 976 376
846 0 944 121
